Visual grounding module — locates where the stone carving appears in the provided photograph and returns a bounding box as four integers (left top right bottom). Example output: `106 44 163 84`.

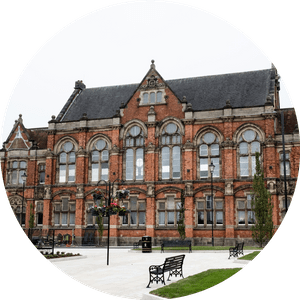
276 179 296 195
221 137 236 148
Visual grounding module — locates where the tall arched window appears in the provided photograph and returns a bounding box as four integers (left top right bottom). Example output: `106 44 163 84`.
199 132 220 178
161 123 181 180
58 141 76 183
125 125 144 181
238 129 261 177
91 139 109 182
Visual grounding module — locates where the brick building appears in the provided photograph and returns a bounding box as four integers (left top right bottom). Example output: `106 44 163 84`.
1 61 299 246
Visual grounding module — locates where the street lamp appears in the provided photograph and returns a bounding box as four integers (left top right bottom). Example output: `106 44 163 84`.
20 172 27 226
209 162 215 247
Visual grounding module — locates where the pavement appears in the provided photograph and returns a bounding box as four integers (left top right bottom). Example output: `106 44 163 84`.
50 247 253 300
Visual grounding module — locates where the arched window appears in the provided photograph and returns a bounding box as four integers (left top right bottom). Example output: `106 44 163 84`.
199 132 220 178
125 125 144 181
238 129 261 177
161 123 181 180
58 141 76 183
91 139 109 182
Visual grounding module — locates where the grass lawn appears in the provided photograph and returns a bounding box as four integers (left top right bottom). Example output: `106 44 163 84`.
149 268 242 298
134 246 262 251
238 251 260 261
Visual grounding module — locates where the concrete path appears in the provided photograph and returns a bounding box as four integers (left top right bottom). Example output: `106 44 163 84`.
50 248 252 300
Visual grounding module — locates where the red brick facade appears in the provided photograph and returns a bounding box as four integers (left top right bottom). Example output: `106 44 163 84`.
1 63 299 246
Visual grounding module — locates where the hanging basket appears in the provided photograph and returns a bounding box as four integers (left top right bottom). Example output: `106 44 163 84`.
91 209 100 216
118 211 126 216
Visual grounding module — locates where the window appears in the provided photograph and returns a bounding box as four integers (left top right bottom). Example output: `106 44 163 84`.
196 196 223 226
38 164 46 184
54 198 76 226
91 139 109 182
36 202 43 225
15 205 26 225
237 195 255 226
58 142 76 183
280 152 291 176
199 132 220 178
125 126 144 181
157 196 181 226
122 197 146 226
161 123 181 180
238 129 261 177
281 197 291 219
9 160 27 185
142 91 163 104
86 203 108 226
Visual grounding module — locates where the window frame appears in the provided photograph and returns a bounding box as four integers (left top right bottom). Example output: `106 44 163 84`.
90 139 109 182
57 141 76 184
121 196 146 227
236 194 256 227
8 160 27 185
53 197 76 227
156 195 181 227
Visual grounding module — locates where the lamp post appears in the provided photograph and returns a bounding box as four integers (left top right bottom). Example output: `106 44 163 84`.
209 162 215 247
95 178 124 266
20 172 27 226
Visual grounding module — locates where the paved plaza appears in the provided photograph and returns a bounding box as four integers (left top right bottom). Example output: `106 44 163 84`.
50 247 252 300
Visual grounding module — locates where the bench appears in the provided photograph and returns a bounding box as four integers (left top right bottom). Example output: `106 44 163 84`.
228 242 244 259
133 240 143 249
146 255 185 288
161 239 192 253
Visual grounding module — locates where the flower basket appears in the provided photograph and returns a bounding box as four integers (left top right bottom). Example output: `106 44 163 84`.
91 208 100 216
119 209 130 216
116 189 130 199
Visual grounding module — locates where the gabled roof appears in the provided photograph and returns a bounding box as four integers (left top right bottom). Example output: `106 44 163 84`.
57 64 278 122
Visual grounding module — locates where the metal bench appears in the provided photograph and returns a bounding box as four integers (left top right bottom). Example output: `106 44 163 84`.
161 239 192 253
146 254 185 288
228 242 244 259
133 240 143 249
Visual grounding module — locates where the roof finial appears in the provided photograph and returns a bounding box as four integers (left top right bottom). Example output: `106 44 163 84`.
151 59 155 69
18 114 23 123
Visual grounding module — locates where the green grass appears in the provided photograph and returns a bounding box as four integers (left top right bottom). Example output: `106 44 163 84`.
134 246 262 251
150 268 242 298
238 251 260 261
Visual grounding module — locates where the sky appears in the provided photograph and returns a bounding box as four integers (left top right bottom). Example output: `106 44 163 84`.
0 0 293 140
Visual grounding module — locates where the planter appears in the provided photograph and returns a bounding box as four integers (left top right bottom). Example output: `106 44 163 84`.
118 211 126 216
91 209 100 216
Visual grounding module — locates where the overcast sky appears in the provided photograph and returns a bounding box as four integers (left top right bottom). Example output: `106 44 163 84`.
0 0 293 140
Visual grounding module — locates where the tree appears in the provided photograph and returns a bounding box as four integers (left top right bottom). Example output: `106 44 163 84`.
177 189 186 240
251 152 274 247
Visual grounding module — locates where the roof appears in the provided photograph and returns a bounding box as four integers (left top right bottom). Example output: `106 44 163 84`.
57 68 277 122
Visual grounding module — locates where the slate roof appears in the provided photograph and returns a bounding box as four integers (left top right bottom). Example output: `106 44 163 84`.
58 68 277 122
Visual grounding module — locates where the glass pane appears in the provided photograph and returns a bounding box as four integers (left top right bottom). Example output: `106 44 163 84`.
200 158 208 178
96 139 106 150
139 202 146 210
167 197 175 209
207 211 213 224
162 147 170 179
248 211 255 224
20 161 27 168
69 152 76 163
122 214 128 225
239 142 248 154
126 149 134 180
159 212 165 225
211 157 219 177
203 132 215 144
216 211 223 224
200 144 208 156
157 91 162 103
101 162 108 180
243 130 255 142
130 198 137 210
59 165 66 182
39 172 45 184
70 213 75 225
216 201 223 209
238 211 245 224
92 164 99 181
136 148 143 180
251 142 260 154
197 202 204 209
87 212 93 225
206 196 212 209
61 213 68 225
167 212 174 225
12 170 18 184
280 161 290 176
12 161 18 169
68 165 75 182
198 211 204 225
150 92 155 103
139 212 145 225
60 152 67 163
130 126 140 137
54 213 60 225
211 144 219 156
238 201 245 209
252 156 256 176
166 123 177 134
63 142 73 152
92 151 99 161
143 93 149 103
172 146 180 179
240 157 249 176
159 202 165 210
19 170 26 184
130 212 137 225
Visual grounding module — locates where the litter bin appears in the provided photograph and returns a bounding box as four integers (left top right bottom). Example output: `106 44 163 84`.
142 236 152 253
